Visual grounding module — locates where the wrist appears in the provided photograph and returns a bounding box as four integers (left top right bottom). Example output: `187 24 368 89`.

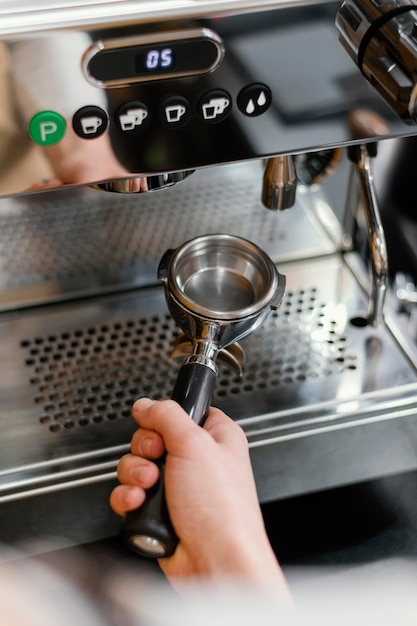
197 527 289 595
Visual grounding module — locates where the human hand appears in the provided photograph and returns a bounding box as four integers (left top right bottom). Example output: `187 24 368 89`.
110 398 290 596
30 125 148 190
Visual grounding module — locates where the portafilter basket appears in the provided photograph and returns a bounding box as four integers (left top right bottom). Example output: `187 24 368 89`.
121 234 286 558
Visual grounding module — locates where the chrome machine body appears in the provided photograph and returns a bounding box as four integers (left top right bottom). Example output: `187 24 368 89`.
2 0 417 547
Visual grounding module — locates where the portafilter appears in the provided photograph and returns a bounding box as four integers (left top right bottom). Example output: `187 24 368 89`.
121 234 286 558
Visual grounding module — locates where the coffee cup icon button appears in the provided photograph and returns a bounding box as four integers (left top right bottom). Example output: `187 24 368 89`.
199 90 232 123
73 105 108 139
202 97 230 120
120 109 148 130
116 102 150 132
160 96 190 127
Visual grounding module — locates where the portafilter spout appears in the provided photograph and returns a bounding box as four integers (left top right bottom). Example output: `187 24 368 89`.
121 234 285 558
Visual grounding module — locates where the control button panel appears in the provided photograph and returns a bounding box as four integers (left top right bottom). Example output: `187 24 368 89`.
27 83 272 146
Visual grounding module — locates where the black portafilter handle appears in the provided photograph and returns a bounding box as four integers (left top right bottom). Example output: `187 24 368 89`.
121 360 217 558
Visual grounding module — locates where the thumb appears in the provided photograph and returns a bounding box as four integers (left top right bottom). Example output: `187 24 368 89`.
132 397 203 448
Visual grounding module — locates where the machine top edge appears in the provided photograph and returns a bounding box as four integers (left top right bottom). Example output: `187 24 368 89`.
0 0 336 36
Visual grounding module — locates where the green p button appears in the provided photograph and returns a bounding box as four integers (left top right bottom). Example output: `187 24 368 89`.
29 111 66 146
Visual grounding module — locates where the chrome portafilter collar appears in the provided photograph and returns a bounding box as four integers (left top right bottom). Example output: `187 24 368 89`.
158 233 285 354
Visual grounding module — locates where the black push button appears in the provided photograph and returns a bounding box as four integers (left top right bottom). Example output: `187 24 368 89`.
72 105 109 139
160 96 191 127
237 84 272 117
116 102 150 132
198 89 232 123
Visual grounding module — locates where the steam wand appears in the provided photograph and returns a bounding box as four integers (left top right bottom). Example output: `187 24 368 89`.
346 110 389 327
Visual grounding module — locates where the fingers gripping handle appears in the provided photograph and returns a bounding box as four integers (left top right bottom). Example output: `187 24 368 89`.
122 456 176 558
170 361 217 425
121 362 217 558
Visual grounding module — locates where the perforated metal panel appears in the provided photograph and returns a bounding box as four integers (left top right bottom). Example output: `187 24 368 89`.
19 283 361 435
22 314 179 433
0 162 338 309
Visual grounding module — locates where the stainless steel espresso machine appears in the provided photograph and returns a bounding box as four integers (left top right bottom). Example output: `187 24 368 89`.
2 0 417 550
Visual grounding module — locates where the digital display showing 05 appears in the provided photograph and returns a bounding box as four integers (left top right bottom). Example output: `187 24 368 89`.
85 30 224 86
131 39 213 77
141 48 175 71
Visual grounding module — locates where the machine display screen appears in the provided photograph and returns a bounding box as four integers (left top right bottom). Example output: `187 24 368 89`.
86 31 223 86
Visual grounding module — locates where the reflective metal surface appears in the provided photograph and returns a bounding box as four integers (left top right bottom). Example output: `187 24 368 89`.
2 0 417 550
0 1 338 35
347 144 388 326
1 160 417 545
158 232 284 384
1 252 417 497
336 0 417 123
1 2 417 197
0 161 340 311
91 170 194 193
262 156 298 210
162 233 283 318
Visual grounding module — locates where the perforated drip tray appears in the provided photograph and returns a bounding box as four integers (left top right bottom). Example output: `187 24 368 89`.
2 253 417 507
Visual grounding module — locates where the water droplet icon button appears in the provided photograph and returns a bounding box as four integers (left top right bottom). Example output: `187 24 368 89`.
237 84 272 117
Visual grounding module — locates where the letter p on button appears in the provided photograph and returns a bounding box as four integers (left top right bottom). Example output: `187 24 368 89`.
29 111 66 146
40 121 58 142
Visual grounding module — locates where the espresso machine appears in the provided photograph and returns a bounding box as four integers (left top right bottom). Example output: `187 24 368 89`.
2 0 417 551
